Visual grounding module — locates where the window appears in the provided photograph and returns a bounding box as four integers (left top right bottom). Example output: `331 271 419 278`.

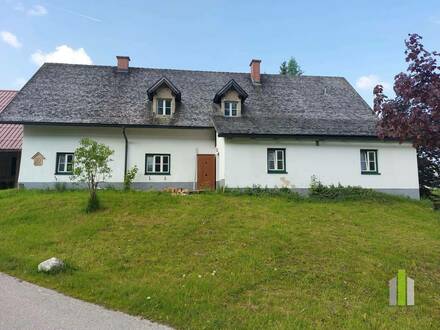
267 148 286 173
56 153 74 174
224 101 238 117
157 98 172 115
360 149 379 174
145 154 170 175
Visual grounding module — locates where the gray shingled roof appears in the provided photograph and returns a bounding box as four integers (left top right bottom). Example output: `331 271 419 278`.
0 63 378 137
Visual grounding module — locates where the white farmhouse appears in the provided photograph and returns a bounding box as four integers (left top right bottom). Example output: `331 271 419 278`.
0 57 419 198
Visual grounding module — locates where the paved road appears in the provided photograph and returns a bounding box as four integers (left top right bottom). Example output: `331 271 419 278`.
0 272 172 330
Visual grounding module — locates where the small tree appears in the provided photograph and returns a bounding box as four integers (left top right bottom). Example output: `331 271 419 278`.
280 57 303 76
280 61 288 74
124 165 138 191
72 138 114 212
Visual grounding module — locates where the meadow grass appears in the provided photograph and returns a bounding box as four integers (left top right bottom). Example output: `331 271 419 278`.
0 189 439 329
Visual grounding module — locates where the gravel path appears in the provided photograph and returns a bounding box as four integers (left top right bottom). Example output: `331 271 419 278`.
0 272 172 330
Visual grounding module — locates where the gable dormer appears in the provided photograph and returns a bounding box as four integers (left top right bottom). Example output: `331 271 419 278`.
147 77 181 116
213 79 248 117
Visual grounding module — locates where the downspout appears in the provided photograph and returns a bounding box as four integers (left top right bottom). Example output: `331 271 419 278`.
122 127 128 180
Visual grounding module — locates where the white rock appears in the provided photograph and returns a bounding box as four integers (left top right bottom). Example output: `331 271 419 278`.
38 257 64 272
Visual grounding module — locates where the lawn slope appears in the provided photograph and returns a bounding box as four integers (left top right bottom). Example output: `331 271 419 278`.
0 190 439 329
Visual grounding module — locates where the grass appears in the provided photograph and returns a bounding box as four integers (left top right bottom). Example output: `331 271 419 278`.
0 189 439 329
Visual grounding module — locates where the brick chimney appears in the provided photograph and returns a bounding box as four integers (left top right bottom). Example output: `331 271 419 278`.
249 59 261 84
116 56 130 72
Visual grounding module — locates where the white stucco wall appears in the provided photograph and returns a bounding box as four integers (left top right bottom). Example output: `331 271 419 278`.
20 125 420 198
125 127 215 188
20 126 216 188
222 137 419 197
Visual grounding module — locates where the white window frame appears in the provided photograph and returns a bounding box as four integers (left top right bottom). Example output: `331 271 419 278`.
224 101 238 117
360 149 378 174
56 153 74 174
145 154 170 175
157 98 172 116
267 148 286 173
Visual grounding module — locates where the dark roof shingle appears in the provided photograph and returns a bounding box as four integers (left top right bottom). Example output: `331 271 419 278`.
0 63 377 137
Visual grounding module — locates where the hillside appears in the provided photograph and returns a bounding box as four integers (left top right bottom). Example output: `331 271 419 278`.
0 190 439 329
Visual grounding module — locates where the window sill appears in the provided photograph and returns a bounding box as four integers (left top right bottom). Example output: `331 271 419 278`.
361 171 381 175
268 171 288 174
145 173 171 176
54 173 73 176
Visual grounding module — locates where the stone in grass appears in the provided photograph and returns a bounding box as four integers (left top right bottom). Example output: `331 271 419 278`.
38 257 65 273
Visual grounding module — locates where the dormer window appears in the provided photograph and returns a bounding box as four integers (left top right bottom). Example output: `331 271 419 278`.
214 79 248 118
224 101 238 117
147 77 181 117
157 98 172 116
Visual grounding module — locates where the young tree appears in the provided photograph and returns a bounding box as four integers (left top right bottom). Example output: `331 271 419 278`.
280 57 303 76
373 34 440 196
72 138 114 212
279 61 288 74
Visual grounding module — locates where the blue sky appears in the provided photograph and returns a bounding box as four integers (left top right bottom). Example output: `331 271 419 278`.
1 0 439 105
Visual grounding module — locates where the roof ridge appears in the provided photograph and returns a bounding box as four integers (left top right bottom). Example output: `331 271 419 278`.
41 62 345 79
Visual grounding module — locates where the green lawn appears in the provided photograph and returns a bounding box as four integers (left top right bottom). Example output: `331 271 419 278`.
0 190 439 329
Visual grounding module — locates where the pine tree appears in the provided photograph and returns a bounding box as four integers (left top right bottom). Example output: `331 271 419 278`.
286 57 303 76
279 61 288 74
280 57 303 76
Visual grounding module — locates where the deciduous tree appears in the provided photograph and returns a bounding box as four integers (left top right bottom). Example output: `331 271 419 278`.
373 34 440 195
72 138 114 212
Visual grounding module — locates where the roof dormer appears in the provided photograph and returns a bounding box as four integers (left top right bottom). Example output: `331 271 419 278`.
147 77 181 116
213 79 248 117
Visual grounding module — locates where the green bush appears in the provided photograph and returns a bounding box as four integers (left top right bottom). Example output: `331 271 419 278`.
124 165 138 191
223 185 302 200
309 175 399 201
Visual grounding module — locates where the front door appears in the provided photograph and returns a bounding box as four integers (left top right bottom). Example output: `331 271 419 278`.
197 154 216 190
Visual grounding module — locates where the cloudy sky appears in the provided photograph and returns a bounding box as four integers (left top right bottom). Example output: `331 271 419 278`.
0 0 439 105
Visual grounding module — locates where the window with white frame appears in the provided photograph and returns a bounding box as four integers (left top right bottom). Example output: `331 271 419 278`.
267 148 286 173
360 149 379 174
157 98 172 115
56 153 74 174
224 101 238 117
145 154 170 175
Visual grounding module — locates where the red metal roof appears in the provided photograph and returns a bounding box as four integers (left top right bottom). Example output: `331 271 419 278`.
0 90 21 151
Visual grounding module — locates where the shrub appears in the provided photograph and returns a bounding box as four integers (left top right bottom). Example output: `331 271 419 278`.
309 175 398 201
223 185 302 200
124 165 138 191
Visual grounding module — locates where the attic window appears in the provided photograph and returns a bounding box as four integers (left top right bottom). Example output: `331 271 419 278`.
157 98 172 116
224 101 238 117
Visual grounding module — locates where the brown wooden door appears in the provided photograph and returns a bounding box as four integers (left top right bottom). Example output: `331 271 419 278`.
197 154 216 190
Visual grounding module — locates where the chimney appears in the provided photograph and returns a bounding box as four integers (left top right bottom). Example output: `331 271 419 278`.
249 59 261 84
116 56 130 72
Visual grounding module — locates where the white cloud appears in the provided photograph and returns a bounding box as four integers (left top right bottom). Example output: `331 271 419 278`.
31 45 93 66
0 31 22 48
356 74 390 91
27 4 47 16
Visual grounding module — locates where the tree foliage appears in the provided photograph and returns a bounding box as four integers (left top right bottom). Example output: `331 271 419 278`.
373 34 440 195
124 165 138 191
280 57 303 76
72 138 114 212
